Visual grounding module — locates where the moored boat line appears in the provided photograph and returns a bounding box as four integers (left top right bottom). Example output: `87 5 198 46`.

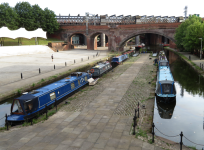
155 51 176 102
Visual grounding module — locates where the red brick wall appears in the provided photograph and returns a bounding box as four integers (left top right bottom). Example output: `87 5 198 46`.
59 23 181 31
47 33 61 40
169 40 177 49
55 22 181 51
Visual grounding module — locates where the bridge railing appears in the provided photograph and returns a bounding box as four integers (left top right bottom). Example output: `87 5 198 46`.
56 15 184 26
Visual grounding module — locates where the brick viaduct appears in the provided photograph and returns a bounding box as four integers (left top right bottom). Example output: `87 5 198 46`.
48 23 181 51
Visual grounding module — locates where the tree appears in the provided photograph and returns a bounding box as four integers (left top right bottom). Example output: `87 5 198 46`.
15 2 35 30
0 2 59 33
175 15 203 51
32 4 44 30
41 8 59 34
183 21 204 52
0 3 18 30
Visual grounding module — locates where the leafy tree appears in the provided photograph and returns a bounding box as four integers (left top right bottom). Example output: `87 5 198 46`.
0 2 59 34
41 8 59 34
175 15 203 52
14 2 35 30
183 21 204 51
32 4 44 30
0 3 18 30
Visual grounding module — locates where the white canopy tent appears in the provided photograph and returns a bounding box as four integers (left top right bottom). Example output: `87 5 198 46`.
0 27 47 39
0 27 47 46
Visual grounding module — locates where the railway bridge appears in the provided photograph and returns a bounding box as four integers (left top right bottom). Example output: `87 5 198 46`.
48 15 184 51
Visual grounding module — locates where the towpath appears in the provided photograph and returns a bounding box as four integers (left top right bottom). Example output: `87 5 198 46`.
0 54 189 150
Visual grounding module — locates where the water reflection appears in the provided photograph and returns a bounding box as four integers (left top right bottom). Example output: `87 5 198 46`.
154 50 204 149
169 54 204 97
156 97 176 119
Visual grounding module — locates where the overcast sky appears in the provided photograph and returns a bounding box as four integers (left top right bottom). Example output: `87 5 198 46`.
3 0 204 17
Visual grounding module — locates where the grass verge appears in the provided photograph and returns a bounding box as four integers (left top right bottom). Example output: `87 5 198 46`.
2 37 63 46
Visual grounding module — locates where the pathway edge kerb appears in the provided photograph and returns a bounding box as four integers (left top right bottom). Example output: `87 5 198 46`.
0 56 109 102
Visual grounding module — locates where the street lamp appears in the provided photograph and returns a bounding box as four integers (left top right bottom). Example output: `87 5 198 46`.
199 38 202 60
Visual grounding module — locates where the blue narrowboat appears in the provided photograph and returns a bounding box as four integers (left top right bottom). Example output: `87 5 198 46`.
7 72 91 122
155 60 176 102
111 54 128 67
158 60 169 70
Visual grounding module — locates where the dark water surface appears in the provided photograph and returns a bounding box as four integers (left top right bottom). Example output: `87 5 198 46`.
0 98 15 127
154 50 204 149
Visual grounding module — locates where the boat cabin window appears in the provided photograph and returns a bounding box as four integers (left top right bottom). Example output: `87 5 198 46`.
162 84 172 94
160 62 168 66
85 76 87 81
50 92 56 100
12 99 23 114
71 83 75 89
24 100 33 113
112 58 119 62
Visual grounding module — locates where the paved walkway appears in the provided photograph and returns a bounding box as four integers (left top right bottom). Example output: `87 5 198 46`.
0 54 161 150
179 51 204 67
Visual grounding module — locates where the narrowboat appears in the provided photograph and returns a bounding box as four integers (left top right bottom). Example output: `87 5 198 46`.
111 54 128 67
155 61 176 102
159 51 167 61
158 60 169 70
89 61 112 78
7 72 91 123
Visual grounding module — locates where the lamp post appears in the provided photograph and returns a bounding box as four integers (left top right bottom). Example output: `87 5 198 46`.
199 38 202 60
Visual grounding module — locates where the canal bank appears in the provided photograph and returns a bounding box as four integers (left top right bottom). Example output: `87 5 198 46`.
0 50 198 150
0 53 173 150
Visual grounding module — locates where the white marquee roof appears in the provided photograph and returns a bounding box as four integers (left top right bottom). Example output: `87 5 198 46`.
0 27 47 39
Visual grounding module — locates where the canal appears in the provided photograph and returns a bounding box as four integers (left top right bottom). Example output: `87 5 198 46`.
154 50 204 149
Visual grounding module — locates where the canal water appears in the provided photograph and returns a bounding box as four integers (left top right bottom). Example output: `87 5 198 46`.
0 98 16 127
153 50 204 149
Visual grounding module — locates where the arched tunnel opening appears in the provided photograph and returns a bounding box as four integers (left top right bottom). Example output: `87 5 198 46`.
90 33 109 50
71 33 87 49
96 34 108 47
120 33 175 52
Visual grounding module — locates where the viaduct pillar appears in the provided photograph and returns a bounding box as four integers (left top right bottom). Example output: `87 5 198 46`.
135 35 140 45
101 33 105 47
84 35 87 45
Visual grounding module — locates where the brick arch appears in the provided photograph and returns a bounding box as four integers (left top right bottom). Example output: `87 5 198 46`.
65 32 87 50
88 32 109 50
89 31 109 38
68 32 87 43
118 30 176 48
